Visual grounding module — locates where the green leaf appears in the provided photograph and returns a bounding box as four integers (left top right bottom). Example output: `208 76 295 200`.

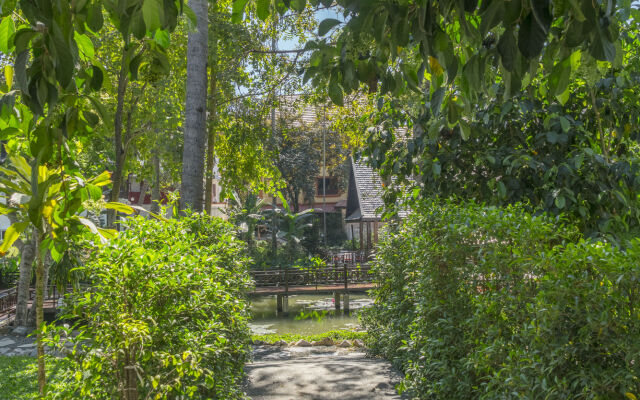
498 29 518 71
568 0 586 22
89 170 111 187
104 202 134 214
590 27 616 62
231 0 249 23
430 87 445 116
0 16 15 54
497 181 507 198
555 195 566 209
518 12 546 59
184 4 198 27
459 119 471 140
86 94 111 125
531 0 552 34
480 0 504 36
142 0 164 32
86 184 102 201
256 0 270 20
291 0 306 12
74 32 94 61
97 228 118 240
447 97 460 125
559 116 570 132
153 29 170 48
318 18 341 36
0 221 29 254
86 3 104 32
4 65 12 90
548 56 571 96
89 65 103 91
328 80 344 106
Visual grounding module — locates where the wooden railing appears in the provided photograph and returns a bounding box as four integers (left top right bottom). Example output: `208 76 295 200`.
250 264 372 289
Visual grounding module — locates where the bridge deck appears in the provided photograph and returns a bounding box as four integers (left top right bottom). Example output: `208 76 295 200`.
250 283 375 296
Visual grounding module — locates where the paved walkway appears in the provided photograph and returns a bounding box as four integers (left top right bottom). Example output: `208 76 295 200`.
245 346 406 400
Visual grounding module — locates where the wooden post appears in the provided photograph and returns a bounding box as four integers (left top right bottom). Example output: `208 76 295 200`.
359 220 364 255
344 262 348 291
374 221 379 243
343 293 350 314
366 221 372 259
276 294 283 313
351 225 356 249
334 291 341 311
282 295 288 316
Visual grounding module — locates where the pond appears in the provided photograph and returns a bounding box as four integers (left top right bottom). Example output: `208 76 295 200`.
249 294 373 335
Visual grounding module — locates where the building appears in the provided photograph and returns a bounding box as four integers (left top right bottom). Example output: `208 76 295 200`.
344 156 408 253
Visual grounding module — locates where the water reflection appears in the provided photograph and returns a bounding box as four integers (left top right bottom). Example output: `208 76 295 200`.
249 294 373 335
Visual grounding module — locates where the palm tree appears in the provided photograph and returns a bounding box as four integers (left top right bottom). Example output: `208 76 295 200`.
180 0 208 212
227 191 266 250
263 192 314 263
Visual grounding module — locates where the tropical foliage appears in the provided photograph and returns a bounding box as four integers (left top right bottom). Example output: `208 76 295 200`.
45 214 252 399
363 199 640 399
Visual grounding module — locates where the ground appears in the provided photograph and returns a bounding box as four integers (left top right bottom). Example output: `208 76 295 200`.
245 345 406 400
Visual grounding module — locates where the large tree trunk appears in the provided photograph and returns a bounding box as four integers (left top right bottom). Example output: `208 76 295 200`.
107 48 130 228
14 231 35 328
204 40 218 215
137 180 148 206
180 0 208 213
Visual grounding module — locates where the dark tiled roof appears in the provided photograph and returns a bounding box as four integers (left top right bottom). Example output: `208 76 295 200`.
346 158 385 221
345 156 410 222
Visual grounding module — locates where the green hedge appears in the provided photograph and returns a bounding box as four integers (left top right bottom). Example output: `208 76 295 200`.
45 214 252 399
362 200 640 399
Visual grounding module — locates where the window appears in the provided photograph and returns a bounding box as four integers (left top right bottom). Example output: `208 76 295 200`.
317 177 339 196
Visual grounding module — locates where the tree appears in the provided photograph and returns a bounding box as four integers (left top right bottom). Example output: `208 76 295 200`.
0 0 184 394
226 191 265 250
180 0 209 212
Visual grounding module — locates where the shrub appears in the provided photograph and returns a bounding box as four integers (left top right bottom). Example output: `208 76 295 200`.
361 199 580 398
485 240 640 398
45 214 252 399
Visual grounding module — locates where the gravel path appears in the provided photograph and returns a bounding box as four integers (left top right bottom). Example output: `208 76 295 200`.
245 346 406 400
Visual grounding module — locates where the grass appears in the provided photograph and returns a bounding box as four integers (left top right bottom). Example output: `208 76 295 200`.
252 329 367 344
0 356 65 400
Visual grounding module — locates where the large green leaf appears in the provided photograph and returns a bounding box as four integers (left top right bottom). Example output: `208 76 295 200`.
142 0 164 32
590 27 616 62
0 16 14 54
290 0 306 12
74 32 94 61
231 0 248 23
105 202 134 214
256 0 270 21
0 221 29 254
498 29 518 71
328 79 344 106
318 18 341 36
518 12 546 59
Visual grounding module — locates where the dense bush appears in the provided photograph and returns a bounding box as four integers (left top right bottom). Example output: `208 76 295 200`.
363 199 640 399
45 214 252 399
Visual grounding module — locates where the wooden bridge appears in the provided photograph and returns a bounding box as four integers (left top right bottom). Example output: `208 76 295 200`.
249 257 374 313
0 285 66 328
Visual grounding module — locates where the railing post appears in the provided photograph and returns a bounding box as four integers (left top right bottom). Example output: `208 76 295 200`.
344 262 348 291
284 267 288 297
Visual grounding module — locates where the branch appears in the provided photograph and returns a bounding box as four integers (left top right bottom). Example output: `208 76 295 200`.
248 48 311 55
220 52 303 106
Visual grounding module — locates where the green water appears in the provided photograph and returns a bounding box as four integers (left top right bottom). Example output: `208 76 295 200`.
249 294 373 335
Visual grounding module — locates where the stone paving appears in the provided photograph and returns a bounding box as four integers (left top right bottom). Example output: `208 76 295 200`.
245 344 407 399
0 332 38 357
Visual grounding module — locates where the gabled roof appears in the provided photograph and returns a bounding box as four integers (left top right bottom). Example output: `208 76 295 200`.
345 157 385 222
